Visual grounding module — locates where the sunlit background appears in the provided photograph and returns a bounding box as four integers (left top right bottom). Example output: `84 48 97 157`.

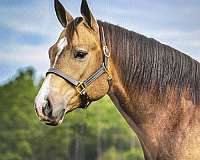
0 0 199 160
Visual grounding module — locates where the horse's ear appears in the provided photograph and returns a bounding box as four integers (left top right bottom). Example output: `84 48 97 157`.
81 0 98 32
54 0 73 28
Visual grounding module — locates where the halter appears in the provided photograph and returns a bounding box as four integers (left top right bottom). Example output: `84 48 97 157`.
46 27 112 109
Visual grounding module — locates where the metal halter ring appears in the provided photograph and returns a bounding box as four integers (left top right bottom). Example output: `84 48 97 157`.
103 46 110 57
75 82 86 95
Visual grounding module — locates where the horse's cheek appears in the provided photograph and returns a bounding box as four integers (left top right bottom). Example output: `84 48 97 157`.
88 77 109 101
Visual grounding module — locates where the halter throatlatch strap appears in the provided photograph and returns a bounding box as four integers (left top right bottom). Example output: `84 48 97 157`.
46 26 112 109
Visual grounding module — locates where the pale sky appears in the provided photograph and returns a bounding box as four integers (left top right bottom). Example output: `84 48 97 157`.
0 0 199 83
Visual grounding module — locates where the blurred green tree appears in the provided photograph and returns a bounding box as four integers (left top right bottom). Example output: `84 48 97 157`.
0 68 144 160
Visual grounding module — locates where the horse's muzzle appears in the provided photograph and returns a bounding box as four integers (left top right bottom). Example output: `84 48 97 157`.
34 96 65 126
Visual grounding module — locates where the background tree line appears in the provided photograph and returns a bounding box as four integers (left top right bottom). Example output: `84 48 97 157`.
0 68 144 160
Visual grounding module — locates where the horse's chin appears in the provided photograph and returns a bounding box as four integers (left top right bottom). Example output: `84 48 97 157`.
43 105 79 126
44 109 66 126
45 116 64 126
45 121 60 126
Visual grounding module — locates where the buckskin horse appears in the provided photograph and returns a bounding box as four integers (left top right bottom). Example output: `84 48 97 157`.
34 0 200 159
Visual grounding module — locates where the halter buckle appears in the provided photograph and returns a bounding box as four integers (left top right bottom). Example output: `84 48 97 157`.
103 67 112 81
75 82 86 95
103 46 110 57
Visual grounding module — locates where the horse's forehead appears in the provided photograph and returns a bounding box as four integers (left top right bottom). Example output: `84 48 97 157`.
56 21 96 48
56 30 68 50
58 29 67 41
57 37 68 52
70 21 93 37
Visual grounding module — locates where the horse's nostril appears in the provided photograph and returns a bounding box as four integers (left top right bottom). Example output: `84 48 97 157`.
43 98 52 117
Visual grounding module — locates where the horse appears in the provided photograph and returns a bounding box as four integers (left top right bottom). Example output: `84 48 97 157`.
34 0 200 159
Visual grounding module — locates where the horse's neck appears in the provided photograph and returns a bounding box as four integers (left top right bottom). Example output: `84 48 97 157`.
108 80 158 160
108 57 200 160
104 23 200 159
106 31 160 159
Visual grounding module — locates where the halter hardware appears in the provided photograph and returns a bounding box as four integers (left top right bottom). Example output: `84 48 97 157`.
46 26 112 109
105 68 112 81
75 82 86 95
103 46 110 57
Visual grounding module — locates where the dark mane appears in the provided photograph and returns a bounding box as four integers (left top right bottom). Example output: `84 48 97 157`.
98 20 200 104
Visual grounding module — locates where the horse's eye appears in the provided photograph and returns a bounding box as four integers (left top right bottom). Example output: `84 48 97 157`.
74 51 88 59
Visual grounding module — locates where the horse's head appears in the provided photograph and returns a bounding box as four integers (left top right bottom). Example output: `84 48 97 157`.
34 0 111 126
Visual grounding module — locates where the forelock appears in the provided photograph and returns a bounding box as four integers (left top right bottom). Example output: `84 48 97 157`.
66 17 83 41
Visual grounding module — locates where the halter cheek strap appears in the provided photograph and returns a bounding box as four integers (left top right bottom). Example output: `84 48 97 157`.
46 27 112 109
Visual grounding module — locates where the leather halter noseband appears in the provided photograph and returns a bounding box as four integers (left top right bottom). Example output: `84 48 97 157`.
46 27 112 109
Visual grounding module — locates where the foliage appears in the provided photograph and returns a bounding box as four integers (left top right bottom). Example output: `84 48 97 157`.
0 68 144 160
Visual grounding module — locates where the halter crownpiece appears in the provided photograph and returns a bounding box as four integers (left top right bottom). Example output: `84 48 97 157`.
46 26 112 109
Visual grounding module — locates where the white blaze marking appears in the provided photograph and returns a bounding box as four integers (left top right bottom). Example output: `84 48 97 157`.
35 75 51 108
36 37 68 111
53 37 68 67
